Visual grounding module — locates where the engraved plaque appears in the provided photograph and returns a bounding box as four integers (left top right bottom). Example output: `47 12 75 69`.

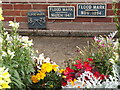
28 12 46 29
48 6 75 19
77 3 106 17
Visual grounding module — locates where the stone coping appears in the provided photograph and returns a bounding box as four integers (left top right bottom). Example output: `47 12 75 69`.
2 0 120 3
6 29 116 37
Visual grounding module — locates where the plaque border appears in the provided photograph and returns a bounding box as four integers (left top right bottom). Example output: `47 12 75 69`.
77 3 106 17
48 6 75 19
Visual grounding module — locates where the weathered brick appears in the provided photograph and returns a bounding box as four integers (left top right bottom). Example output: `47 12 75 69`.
92 17 112 22
107 10 114 16
49 4 71 6
107 10 120 16
3 17 14 21
73 17 91 22
46 17 72 22
33 4 49 10
107 4 112 9
3 10 21 16
2 4 13 9
14 4 32 10
16 17 28 22
21 10 47 16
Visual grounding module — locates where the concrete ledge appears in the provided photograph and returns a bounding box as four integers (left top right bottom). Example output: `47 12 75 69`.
7 29 116 37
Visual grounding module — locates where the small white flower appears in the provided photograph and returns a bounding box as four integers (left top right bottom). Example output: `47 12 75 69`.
2 51 7 57
0 36 3 44
109 58 115 64
43 57 50 63
9 21 19 29
20 36 33 47
7 50 15 59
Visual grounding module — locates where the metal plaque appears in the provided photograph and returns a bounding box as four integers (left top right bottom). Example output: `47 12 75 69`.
28 12 46 29
77 3 106 17
48 6 75 19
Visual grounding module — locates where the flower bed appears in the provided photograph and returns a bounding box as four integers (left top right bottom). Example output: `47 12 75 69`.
0 2 120 89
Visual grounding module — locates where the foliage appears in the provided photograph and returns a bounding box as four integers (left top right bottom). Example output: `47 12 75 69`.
0 67 11 89
112 0 120 32
62 31 120 88
31 53 62 89
0 7 35 89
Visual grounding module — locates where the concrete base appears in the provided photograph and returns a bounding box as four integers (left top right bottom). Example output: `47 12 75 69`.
7 29 116 37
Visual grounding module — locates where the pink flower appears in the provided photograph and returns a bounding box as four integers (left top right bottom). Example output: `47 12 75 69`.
76 59 82 64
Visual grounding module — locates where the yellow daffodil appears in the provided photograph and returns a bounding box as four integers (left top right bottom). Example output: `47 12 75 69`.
70 79 76 86
0 15 4 21
31 75 39 83
49 85 53 88
59 69 64 73
41 63 52 73
0 67 11 89
36 71 46 80
52 64 59 71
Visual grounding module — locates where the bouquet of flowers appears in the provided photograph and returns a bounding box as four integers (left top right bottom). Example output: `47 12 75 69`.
31 53 62 89
61 31 120 88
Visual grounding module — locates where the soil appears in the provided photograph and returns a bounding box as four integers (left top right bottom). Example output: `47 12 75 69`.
29 36 92 67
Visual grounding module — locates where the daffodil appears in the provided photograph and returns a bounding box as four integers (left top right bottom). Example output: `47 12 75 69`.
0 67 11 89
31 75 39 83
52 64 59 71
9 21 19 29
41 63 52 73
36 71 46 80
0 15 4 21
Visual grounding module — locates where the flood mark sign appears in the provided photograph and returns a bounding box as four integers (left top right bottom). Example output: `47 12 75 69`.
48 6 75 19
28 12 46 29
77 3 106 17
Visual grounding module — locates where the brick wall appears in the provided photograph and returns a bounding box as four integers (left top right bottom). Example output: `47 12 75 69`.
1 0 120 31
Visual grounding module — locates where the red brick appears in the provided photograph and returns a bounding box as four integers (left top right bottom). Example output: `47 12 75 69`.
49 4 71 6
14 4 32 10
2 4 13 9
46 17 72 22
107 10 120 16
3 10 20 16
3 17 14 21
107 10 114 15
118 10 120 15
108 3 120 9
21 10 47 16
33 4 49 10
92 17 112 22
21 10 28 16
73 18 91 22
107 4 112 9
16 17 27 22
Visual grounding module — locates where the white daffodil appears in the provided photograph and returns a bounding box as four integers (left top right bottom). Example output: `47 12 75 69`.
7 50 15 59
0 36 3 44
43 57 50 63
0 7 2 15
113 39 119 50
109 58 115 64
38 53 45 65
20 36 33 47
2 51 7 57
9 21 19 29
